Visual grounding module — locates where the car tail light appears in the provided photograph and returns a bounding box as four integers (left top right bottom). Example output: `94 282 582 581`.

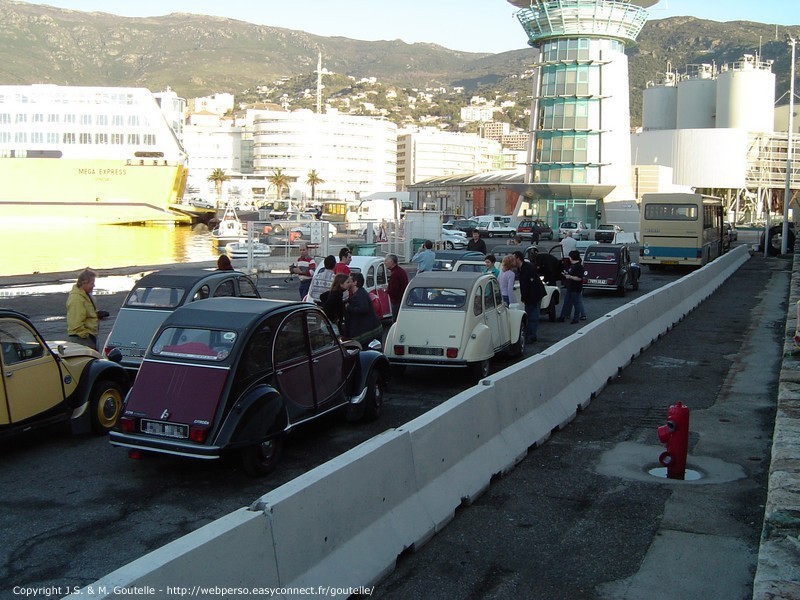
446 347 458 358
103 344 115 358
393 345 405 355
119 416 137 433
189 425 209 443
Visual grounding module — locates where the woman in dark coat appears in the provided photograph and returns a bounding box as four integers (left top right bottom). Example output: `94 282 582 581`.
344 272 383 346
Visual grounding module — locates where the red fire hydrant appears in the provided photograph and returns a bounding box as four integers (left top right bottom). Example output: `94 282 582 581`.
657 402 690 480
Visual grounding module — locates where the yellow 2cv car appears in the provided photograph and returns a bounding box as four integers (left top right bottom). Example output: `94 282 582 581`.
384 272 527 381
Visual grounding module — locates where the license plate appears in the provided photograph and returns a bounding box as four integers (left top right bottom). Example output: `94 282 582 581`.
663 260 678 265
588 279 606 284
409 346 444 356
141 419 189 439
122 347 146 357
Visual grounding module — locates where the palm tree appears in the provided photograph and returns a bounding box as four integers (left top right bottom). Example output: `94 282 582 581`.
267 168 291 202
207 168 230 207
305 169 325 204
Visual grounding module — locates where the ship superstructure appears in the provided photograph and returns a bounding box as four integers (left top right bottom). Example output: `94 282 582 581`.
506 0 658 232
0 84 188 224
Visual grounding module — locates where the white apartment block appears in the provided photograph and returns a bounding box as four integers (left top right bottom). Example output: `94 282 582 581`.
188 92 235 116
396 128 505 191
252 109 397 201
183 121 243 196
461 105 498 123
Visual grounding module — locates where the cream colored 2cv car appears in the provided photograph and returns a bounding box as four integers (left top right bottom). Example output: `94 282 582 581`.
385 272 527 381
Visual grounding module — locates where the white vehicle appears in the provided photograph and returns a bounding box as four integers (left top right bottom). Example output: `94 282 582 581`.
477 220 517 238
345 198 404 233
291 221 337 239
558 220 591 240
385 272 528 381
441 227 467 249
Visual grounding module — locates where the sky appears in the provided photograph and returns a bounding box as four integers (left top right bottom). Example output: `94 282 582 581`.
21 0 800 54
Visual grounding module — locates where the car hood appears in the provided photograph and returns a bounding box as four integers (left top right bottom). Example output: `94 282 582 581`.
123 360 229 427
46 341 101 359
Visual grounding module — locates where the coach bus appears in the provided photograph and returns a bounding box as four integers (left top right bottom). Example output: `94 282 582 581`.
640 193 725 269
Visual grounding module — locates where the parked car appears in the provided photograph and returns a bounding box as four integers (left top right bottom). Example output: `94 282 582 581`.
385 272 527 381
452 260 561 321
102 268 260 374
0 309 129 438
441 227 467 249
517 219 554 241
582 244 641 296
109 298 390 475
594 224 623 243
558 220 590 240
450 218 480 236
304 255 392 321
188 197 215 209
477 220 518 238
291 221 337 239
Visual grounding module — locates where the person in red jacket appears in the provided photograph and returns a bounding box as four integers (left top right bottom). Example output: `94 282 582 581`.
384 253 409 322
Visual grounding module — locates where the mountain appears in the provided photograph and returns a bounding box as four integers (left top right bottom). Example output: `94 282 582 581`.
0 0 797 126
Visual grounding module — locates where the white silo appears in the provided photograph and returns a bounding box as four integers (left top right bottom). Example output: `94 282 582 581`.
716 55 775 132
677 64 717 129
643 72 678 130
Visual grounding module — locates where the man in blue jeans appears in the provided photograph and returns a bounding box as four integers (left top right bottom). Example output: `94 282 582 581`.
558 250 587 323
514 251 546 343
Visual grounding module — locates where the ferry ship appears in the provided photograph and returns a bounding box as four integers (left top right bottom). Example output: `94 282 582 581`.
0 84 190 224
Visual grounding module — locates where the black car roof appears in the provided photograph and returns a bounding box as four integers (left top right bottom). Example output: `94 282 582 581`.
133 268 247 288
433 250 485 260
160 298 303 331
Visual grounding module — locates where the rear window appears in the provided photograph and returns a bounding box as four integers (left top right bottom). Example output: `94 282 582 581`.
151 327 237 361
125 286 185 308
561 222 577 229
406 287 467 309
585 251 618 263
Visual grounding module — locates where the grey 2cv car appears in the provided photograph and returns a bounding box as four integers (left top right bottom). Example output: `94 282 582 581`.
102 268 260 374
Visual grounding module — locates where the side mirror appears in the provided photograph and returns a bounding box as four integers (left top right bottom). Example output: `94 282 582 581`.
106 347 123 363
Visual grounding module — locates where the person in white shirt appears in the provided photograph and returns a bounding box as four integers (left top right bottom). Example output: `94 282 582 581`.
561 230 578 255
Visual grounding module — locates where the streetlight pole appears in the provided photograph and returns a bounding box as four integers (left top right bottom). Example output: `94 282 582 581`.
781 36 796 255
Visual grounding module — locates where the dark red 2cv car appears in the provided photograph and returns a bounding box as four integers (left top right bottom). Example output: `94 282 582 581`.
109 298 390 475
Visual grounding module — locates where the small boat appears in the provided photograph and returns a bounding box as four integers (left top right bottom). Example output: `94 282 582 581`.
212 203 247 243
225 240 272 259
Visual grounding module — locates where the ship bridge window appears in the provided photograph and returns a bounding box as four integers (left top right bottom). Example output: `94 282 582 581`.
47 133 58 144
15 113 27 124
32 113 43 123
127 134 140 145
143 134 156 146
63 132 76 144
95 133 108 144
112 115 123 127
0 113 9 124
64 114 75 124
79 133 92 144
96 115 108 126
80 114 92 125
111 134 123 145
15 133 27 143
48 113 60 123
127 116 140 126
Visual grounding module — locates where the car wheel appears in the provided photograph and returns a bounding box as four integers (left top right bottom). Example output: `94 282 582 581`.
241 436 284 476
548 297 558 322
469 358 490 382
90 379 124 433
363 371 385 421
509 231 516 238
508 321 526 357
444 241 454 249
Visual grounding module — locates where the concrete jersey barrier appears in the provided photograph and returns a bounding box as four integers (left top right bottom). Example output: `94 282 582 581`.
65 246 751 600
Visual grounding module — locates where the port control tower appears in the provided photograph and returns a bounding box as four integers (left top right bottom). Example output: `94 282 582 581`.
506 0 658 231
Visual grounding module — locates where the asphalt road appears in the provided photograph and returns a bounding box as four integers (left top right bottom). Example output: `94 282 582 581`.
0 239 782 599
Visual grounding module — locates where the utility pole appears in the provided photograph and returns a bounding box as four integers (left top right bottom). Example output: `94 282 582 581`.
781 37 796 255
